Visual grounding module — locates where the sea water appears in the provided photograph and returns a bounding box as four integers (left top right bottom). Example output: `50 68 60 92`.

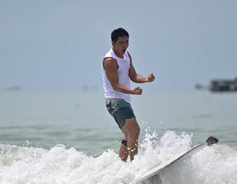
0 89 237 184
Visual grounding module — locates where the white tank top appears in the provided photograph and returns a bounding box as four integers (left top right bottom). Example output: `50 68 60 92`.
102 49 131 103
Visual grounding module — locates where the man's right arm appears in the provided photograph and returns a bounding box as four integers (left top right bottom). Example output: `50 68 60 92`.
103 58 142 95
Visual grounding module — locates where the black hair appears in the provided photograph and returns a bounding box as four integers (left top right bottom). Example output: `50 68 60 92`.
111 28 129 42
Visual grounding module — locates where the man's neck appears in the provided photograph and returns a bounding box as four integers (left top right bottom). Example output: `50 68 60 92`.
112 48 124 59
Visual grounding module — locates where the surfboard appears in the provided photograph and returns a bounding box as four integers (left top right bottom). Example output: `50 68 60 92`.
138 143 206 183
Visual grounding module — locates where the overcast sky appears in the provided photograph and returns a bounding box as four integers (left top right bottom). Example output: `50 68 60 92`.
0 0 237 91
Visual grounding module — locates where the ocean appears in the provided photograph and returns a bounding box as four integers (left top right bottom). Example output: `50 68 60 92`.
0 89 237 184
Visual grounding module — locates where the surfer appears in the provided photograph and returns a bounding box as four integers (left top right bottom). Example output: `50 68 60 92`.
102 28 155 161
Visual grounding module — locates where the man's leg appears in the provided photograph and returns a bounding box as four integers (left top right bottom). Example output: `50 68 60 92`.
119 129 129 162
122 118 140 161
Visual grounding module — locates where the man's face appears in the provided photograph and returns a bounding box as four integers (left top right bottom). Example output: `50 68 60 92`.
112 36 129 56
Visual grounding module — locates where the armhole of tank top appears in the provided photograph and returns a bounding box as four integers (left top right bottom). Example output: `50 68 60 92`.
103 57 119 70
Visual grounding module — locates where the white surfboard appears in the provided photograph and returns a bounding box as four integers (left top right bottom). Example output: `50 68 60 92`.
138 143 206 183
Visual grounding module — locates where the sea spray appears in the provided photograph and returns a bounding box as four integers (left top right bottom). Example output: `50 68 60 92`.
1 130 236 184
188 145 237 184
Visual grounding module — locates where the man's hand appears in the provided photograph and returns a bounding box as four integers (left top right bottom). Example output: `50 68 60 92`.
146 73 155 82
132 87 143 95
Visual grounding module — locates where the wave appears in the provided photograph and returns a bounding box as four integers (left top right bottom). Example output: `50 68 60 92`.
0 130 236 184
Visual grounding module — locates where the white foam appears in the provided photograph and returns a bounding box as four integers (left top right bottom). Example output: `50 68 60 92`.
0 130 236 184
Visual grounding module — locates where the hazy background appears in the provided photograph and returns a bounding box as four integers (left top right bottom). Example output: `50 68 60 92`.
1 0 237 92
1 3 237 183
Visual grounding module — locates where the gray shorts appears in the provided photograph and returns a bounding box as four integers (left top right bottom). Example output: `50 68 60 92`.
105 98 136 129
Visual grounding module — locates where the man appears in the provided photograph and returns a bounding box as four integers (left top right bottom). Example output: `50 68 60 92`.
102 28 155 161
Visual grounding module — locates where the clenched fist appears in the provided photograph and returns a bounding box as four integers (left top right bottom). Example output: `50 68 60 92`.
132 87 143 95
146 73 155 82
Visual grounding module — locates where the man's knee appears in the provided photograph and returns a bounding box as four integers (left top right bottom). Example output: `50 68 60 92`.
124 118 140 137
132 123 140 137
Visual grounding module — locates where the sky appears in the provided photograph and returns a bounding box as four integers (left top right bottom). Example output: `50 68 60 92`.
0 0 237 91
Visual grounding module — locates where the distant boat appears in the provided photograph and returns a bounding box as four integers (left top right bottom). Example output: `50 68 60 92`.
195 84 208 90
4 84 21 92
210 78 237 92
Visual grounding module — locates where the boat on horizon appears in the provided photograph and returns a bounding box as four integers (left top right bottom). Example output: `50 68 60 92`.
210 77 237 92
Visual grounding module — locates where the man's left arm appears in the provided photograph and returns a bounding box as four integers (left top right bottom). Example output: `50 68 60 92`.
128 52 155 83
